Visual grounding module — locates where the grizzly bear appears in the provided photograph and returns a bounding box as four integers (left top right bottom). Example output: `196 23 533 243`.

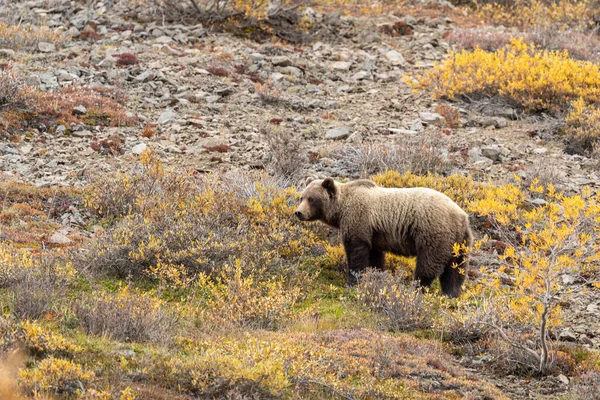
295 177 473 297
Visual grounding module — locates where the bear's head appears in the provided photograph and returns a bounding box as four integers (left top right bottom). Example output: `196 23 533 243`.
295 177 337 222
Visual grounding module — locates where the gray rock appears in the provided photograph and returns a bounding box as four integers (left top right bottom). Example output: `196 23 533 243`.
363 56 377 71
132 143 148 155
73 105 87 115
72 130 92 138
481 145 502 162
529 198 548 206
472 116 508 129
135 71 155 82
532 147 548 154
326 127 351 140
559 329 578 342
158 109 176 125
1 145 19 155
561 274 576 285
49 232 71 245
214 87 234 97
575 178 595 185
0 49 15 59
279 66 303 77
468 147 482 160
249 52 264 62
56 125 66 134
272 56 292 67
351 71 369 81
388 128 418 135
38 72 58 88
411 120 425 132
270 72 284 81
155 35 174 44
385 50 405 64
98 55 116 67
419 112 446 127
331 61 351 71
20 145 32 155
38 41 56 53
557 374 569 385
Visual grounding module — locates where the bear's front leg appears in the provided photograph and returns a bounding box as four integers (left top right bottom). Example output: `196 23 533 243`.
343 236 371 286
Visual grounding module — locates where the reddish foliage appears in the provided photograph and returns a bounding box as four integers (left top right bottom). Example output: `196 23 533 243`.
90 136 123 156
436 104 461 129
234 64 247 74
141 123 155 138
270 118 283 125
31 86 136 128
248 74 264 84
80 25 102 41
203 144 232 153
207 66 230 77
114 53 139 67
379 21 413 36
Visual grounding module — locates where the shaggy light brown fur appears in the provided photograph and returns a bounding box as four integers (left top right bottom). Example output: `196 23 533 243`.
295 177 473 297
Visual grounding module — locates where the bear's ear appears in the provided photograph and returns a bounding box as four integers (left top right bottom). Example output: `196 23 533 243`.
322 177 336 197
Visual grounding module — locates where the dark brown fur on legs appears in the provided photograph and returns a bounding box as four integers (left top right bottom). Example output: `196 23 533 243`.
440 254 468 298
343 236 370 286
369 248 385 270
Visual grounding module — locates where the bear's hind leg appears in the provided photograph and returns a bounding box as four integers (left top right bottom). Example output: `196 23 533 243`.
343 236 371 286
369 248 385 270
440 256 467 298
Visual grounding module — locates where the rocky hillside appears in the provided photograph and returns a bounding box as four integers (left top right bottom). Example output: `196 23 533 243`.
1 0 600 399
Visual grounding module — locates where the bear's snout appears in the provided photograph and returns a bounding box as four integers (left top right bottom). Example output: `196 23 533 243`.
295 210 305 220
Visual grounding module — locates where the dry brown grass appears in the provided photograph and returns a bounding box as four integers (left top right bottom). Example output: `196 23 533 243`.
75 287 177 343
329 133 450 178
262 123 305 179
358 269 434 332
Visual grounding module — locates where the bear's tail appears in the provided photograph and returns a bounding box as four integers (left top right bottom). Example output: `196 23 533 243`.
440 225 472 298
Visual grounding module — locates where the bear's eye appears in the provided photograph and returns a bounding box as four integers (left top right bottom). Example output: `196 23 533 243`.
307 197 314 203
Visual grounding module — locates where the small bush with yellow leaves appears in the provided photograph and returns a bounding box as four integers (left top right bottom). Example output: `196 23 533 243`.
194 259 311 330
82 151 328 281
412 38 600 113
563 98 600 155
18 357 95 396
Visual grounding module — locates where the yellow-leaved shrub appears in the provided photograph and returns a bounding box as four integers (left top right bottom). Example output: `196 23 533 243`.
18 357 95 396
477 0 599 30
412 38 600 113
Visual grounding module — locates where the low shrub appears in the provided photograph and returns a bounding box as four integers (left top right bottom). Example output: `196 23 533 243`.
564 98 600 155
0 22 67 51
19 321 82 358
476 0 599 31
149 330 505 399
262 123 305 179
18 357 95 396
447 27 600 62
194 259 311 330
81 151 327 281
75 285 177 343
358 269 434 331
571 370 600 400
330 134 450 178
0 245 76 319
413 38 600 113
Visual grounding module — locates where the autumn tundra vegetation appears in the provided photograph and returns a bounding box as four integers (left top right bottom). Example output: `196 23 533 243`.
1 0 600 399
